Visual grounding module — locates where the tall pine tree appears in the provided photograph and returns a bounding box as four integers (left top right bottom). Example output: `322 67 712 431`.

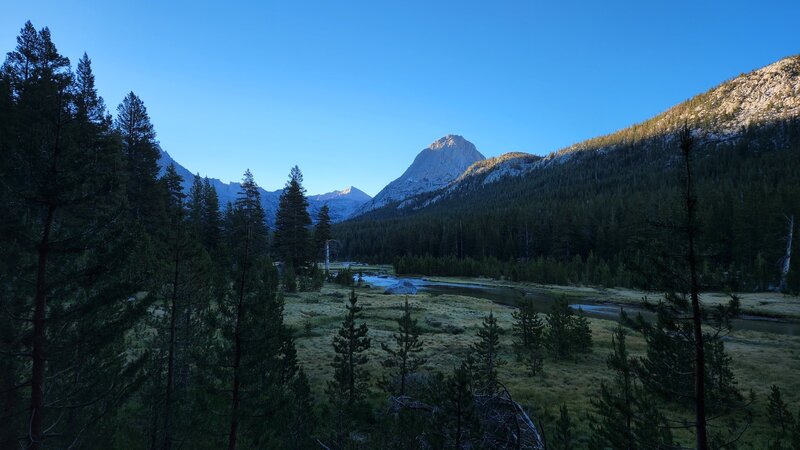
313 204 332 262
381 296 425 396
472 312 504 393
274 165 312 270
114 91 161 228
327 289 371 447
0 23 145 449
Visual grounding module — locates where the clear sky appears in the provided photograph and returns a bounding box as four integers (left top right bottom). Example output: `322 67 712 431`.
3 1 799 196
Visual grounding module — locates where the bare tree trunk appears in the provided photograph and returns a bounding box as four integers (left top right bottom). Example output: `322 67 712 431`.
325 240 330 273
780 215 794 292
681 128 708 450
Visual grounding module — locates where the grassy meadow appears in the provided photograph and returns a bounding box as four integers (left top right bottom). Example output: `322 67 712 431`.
285 278 800 448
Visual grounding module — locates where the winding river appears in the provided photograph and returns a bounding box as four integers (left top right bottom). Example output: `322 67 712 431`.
361 275 800 336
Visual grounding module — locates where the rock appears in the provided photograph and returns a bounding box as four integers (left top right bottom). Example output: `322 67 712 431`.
384 280 418 295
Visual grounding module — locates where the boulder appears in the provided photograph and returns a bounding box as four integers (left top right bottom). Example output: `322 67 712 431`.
383 280 417 295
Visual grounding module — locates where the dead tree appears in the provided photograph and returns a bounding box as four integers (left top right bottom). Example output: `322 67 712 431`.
779 214 794 292
680 126 708 450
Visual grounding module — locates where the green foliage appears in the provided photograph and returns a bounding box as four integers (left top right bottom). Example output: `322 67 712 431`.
274 165 312 270
306 263 325 291
332 267 354 286
552 404 574 450
433 361 481 449
767 385 794 436
589 324 673 450
512 299 546 375
326 289 372 446
283 264 298 293
471 311 505 392
313 204 333 261
546 298 593 359
288 369 317 449
629 293 742 411
115 91 164 230
0 22 148 447
381 297 426 396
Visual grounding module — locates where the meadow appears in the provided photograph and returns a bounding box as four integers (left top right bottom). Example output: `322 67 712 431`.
285 277 800 448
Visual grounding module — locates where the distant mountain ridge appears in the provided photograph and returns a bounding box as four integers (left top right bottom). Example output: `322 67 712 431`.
397 55 800 209
334 55 800 293
157 150 371 225
356 134 485 214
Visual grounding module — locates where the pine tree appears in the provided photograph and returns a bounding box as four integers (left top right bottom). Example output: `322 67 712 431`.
512 299 545 375
288 369 316 449
571 309 593 353
631 393 673 449
327 289 371 446
74 52 107 124
589 323 672 449
1 21 40 86
434 360 479 450
202 177 222 250
215 169 286 450
274 166 312 270
155 164 214 449
314 204 333 261
188 173 205 236
472 312 504 393
767 385 794 435
115 91 161 227
232 169 268 256
0 23 145 449
546 298 575 359
381 297 425 396
552 404 574 450
590 324 635 450
679 127 710 450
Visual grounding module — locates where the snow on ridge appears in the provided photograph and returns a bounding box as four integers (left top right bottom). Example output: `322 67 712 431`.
356 134 485 214
157 150 370 223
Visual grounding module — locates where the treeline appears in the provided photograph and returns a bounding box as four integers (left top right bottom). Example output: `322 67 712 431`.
0 22 332 449
337 120 800 292
394 253 635 287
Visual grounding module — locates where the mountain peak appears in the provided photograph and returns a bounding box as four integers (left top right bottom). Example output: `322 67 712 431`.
311 186 372 203
429 134 472 150
354 134 485 215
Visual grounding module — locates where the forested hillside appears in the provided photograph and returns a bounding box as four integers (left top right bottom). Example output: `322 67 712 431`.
336 64 800 292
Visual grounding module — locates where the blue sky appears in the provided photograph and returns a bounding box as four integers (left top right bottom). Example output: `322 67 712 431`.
3 1 799 196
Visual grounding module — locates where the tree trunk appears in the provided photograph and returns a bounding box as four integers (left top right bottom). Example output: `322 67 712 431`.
162 243 181 450
228 225 251 450
30 205 54 450
681 129 708 450
29 89 65 450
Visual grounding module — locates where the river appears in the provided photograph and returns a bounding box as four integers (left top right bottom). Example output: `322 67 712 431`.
360 275 800 336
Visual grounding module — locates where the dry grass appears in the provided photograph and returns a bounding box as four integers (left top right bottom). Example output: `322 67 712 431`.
286 282 800 448
417 275 800 320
